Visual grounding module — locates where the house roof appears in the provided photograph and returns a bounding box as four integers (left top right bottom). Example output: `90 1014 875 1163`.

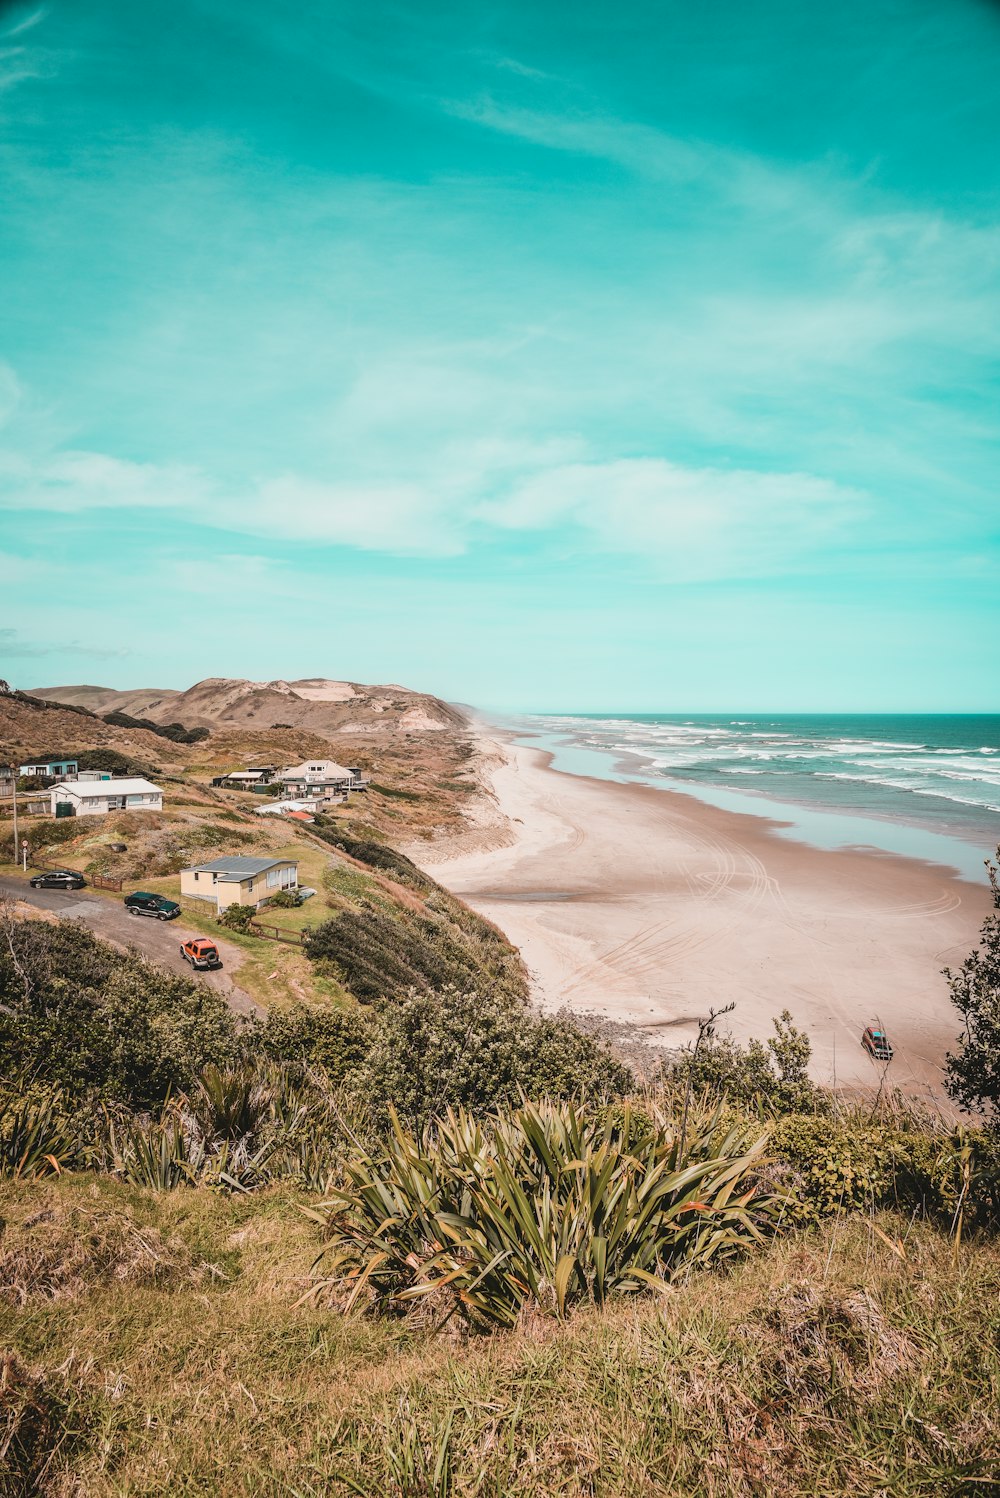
186 855 298 882
50 777 162 796
280 760 353 780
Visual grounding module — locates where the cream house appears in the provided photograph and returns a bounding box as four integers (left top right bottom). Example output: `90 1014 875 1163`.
180 855 299 911
48 777 163 818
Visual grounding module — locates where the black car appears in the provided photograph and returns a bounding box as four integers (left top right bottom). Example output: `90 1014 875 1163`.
123 891 181 920
29 869 86 891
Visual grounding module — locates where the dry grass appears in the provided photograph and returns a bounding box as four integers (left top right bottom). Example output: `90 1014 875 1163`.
0 1193 205 1305
0 1174 997 1495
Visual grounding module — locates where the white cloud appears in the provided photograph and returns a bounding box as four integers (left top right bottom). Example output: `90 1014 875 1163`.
0 429 867 581
446 97 708 184
0 448 211 512
481 458 865 582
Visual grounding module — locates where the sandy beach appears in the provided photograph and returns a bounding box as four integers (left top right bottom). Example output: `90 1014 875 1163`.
418 733 994 1100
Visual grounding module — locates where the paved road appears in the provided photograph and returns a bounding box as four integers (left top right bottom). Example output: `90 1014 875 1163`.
0 875 262 1017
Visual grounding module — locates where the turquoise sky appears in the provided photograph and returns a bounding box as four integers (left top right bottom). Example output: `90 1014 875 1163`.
1 0 998 710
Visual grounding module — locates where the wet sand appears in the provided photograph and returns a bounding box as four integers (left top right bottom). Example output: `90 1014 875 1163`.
418 735 993 1101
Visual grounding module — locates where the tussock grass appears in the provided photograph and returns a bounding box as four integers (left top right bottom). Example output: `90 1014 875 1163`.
0 1193 203 1304
0 1175 997 1495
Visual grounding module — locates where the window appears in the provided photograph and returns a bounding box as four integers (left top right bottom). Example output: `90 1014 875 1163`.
266 867 281 888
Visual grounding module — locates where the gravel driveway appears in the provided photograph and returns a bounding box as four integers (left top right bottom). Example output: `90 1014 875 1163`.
0 875 263 1017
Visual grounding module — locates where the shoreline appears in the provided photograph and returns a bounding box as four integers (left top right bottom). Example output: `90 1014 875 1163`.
417 728 994 1101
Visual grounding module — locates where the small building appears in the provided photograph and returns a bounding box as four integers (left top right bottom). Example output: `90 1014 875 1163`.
48 777 164 818
180 855 299 911
255 798 323 818
20 756 79 780
210 768 277 790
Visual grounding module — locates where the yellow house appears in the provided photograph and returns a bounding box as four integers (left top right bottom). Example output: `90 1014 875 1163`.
180 855 299 912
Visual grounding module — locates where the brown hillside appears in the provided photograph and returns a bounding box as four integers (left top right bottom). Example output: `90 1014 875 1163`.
0 694 187 767
32 676 468 737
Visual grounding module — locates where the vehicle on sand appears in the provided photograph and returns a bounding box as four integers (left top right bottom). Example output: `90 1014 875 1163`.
861 1025 893 1062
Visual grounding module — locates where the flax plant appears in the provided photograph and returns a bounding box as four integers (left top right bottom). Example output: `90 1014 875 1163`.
305 1099 782 1328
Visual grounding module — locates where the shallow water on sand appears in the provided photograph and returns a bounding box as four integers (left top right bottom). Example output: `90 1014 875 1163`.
510 714 1000 885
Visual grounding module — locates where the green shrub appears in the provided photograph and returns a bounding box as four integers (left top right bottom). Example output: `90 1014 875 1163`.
769 1115 893 1220
767 1114 1000 1228
660 1010 827 1116
310 823 432 891
945 850 1000 1124
218 904 256 932
305 908 467 1001
0 917 245 1109
0 1087 77 1179
101 710 209 745
358 986 632 1128
264 889 298 909
76 748 149 776
306 1099 780 1328
0 817 81 864
259 1004 373 1083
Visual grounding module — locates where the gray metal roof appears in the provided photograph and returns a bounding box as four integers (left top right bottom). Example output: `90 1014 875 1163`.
187 855 297 882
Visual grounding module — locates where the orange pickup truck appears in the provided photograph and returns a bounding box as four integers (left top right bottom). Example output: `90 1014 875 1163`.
180 937 222 971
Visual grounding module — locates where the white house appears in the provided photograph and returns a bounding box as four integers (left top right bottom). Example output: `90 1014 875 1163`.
48 777 164 818
210 768 277 790
278 759 369 800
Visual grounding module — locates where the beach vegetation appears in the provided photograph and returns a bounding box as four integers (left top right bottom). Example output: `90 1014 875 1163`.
659 1007 826 1115
945 849 1000 1127
0 915 244 1109
356 985 633 1128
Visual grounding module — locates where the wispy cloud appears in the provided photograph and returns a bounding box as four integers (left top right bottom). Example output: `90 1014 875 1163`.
446 97 709 183
0 627 128 660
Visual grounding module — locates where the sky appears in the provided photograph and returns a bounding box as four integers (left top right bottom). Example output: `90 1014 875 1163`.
0 0 998 711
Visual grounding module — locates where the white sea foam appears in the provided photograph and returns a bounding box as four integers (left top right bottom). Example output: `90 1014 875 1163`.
523 714 1000 836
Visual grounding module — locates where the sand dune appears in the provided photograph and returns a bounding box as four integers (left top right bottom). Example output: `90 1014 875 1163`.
420 735 993 1101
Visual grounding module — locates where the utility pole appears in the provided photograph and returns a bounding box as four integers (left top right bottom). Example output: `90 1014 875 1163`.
10 768 17 873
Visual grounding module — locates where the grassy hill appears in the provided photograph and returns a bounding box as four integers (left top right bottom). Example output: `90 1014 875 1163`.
1 1175 996 1496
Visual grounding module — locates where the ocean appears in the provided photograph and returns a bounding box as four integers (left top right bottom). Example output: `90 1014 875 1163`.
509 713 1000 885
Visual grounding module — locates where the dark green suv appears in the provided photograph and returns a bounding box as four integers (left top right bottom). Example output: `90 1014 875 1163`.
124 891 181 921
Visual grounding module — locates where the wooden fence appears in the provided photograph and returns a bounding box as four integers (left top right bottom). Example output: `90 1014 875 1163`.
247 921 308 946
